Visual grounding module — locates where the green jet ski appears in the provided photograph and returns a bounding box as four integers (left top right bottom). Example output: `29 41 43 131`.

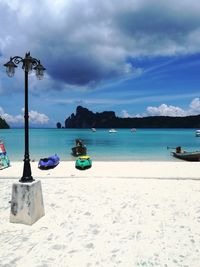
75 155 92 170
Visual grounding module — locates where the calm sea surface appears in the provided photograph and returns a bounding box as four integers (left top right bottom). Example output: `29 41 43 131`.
0 128 199 161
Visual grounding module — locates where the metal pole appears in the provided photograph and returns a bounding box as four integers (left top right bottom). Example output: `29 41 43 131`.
19 69 34 183
4 53 45 183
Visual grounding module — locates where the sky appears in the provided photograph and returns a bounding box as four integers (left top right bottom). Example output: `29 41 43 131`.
0 0 200 127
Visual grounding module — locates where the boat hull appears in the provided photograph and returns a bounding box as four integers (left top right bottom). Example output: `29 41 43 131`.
71 146 87 157
172 152 200 161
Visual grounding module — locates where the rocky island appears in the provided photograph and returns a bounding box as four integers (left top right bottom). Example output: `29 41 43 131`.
57 106 200 128
0 117 9 129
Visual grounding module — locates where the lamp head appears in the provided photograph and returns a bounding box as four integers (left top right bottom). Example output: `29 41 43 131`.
4 58 17 77
34 61 46 80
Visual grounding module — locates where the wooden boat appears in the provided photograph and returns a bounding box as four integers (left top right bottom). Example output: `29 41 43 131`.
172 151 200 161
71 139 87 157
72 145 87 157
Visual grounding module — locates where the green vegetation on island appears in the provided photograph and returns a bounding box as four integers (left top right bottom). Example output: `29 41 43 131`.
0 117 10 129
57 106 200 129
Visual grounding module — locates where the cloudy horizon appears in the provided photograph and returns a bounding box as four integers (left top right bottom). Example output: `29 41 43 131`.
1 0 200 127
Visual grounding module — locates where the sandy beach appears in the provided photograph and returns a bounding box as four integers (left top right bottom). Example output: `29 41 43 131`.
0 161 200 266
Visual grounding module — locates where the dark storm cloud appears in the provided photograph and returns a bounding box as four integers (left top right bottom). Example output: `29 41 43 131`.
113 1 200 55
116 2 200 36
1 0 200 88
47 54 124 86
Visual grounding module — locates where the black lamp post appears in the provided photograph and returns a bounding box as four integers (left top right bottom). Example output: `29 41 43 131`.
4 52 45 183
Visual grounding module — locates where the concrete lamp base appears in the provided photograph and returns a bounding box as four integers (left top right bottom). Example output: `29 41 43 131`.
10 180 45 225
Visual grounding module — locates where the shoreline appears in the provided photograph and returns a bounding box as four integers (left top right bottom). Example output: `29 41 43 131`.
0 161 200 179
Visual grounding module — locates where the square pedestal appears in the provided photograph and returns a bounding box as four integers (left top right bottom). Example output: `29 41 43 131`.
10 180 45 225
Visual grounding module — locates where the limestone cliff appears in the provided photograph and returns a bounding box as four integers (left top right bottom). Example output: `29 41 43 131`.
65 106 117 128
0 117 9 129
63 106 200 128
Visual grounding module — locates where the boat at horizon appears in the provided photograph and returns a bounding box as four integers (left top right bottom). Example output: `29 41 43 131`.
195 130 200 137
109 129 117 133
131 128 137 132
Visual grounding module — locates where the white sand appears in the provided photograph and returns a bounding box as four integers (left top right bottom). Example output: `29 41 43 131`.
0 161 200 266
1 161 200 179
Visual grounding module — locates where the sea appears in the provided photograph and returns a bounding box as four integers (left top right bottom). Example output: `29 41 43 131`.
0 128 199 161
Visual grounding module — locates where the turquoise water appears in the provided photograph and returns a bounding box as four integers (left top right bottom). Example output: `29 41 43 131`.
0 128 200 161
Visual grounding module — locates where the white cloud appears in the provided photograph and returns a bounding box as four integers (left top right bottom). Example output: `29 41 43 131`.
28 110 49 124
121 110 144 118
148 98 200 117
146 104 186 117
189 97 200 113
146 98 200 117
122 98 200 117
0 107 49 125
1 0 200 87
121 110 131 118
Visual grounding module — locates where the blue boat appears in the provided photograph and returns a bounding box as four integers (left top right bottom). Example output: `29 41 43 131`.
38 154 60 170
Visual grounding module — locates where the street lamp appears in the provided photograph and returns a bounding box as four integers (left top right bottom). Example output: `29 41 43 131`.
4 52 46 183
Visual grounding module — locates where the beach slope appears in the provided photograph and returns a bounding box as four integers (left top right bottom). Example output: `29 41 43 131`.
0 161 200 266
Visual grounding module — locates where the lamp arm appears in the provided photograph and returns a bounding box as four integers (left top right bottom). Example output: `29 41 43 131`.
29 57 41 68
11 56 24 65
9 55 43 69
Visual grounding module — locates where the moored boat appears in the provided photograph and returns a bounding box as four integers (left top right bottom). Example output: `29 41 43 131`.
109 129 117 133
71 139 87 157
131 128 137 132
195 130 200 137
38 154 60 170
171 147 200 161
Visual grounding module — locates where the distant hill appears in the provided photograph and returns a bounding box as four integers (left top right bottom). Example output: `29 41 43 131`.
0 117 9 129
61 106 200 128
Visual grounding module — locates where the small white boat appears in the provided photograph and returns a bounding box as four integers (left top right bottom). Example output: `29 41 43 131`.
91 128 96 132
131 128 136 132
109 129 117 133
195 130 200 137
